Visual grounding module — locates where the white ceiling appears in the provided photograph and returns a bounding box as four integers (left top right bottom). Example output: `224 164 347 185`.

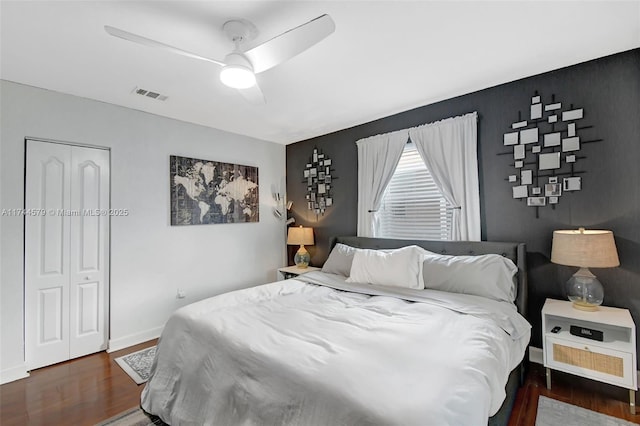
1 1 639 145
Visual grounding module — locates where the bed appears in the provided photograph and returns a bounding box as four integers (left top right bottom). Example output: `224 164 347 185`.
141 236 531 426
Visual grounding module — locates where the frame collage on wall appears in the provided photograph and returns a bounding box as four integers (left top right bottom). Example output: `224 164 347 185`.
499 91 603 214
303 148 336 216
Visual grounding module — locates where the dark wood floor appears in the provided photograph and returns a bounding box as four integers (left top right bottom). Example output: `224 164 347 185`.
1 343 638 426
0 340 157 426
509 363 639 425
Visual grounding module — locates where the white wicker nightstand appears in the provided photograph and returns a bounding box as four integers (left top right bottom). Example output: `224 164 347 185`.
542 298 637 413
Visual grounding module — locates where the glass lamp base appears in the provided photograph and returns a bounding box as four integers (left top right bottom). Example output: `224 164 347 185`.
566 267 603 311
571 301 600 312
294 246 310 268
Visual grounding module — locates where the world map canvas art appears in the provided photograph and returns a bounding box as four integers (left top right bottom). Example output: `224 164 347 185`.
170 155 259 226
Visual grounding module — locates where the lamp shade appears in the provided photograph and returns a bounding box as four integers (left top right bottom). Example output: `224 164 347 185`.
287 226 314 246
551 228 619 268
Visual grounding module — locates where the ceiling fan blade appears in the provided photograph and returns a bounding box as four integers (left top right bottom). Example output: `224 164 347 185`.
244 14 335 74
237 82 266 105
104 25 226 66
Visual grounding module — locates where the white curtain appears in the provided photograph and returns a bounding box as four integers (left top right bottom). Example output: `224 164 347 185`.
408 112 480 241
356 130 408 237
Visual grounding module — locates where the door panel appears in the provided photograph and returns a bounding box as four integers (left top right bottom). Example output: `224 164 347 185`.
25 141 71 369
69 145 109 358
41 158 66 275
78 160 100 271
38 286 64 343
77 282 99 335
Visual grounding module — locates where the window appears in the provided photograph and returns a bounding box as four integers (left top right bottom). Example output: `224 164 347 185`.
375 143 452 240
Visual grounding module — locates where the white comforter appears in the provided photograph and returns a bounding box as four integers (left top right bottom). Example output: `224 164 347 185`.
141 271 531 426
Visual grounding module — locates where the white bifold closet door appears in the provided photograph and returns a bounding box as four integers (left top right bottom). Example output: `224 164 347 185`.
25 140 110 370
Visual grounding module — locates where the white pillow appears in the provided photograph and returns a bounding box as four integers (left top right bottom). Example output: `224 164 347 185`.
422 253 517 302
346 245 426 289
322 243 359 276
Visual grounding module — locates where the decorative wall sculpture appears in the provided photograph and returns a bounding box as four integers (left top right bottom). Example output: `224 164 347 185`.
303 148 335 216
501 93 601 213
170 155 259 225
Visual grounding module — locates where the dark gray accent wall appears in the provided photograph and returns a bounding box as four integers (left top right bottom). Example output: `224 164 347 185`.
286 48 640 355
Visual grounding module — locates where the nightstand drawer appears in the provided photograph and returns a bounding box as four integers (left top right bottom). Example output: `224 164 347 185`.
545 335 634 388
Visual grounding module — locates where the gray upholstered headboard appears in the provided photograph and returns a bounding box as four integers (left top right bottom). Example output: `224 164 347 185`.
330 236 528 316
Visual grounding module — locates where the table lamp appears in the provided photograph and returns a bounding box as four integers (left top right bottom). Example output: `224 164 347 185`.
287 226 314 268
551 227 619 311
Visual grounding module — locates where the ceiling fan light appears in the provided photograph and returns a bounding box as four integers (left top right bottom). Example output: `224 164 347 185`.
220 65 256 89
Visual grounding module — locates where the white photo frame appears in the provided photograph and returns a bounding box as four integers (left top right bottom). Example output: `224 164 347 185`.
513 185 528 199
504 132 519 145
562 136 580 152
562 108 583 121
545 183 562 197
543 132 561 147
531 103 542 120
527 197 546 206
520 128 539 144
563 177 582 191
539 152 561 170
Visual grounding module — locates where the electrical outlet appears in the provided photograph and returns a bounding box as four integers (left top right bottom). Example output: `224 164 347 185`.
177 288 186 299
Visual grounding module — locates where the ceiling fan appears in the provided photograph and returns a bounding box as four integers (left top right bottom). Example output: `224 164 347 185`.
104 14 335 104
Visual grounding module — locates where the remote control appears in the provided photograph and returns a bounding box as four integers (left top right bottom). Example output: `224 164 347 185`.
551 326 561 333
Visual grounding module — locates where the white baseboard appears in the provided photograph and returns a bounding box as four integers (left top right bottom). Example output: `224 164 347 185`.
0 363 30 385
107 325 163 353
529 346 543 364
1 327 163 384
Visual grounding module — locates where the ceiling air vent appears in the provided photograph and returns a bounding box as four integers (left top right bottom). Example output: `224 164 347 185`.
132 87 168 101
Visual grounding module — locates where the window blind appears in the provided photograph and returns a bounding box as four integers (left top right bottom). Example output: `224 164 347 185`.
375 143 452 240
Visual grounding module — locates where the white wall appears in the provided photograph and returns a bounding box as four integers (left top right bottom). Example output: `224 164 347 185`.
0 80 286 383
